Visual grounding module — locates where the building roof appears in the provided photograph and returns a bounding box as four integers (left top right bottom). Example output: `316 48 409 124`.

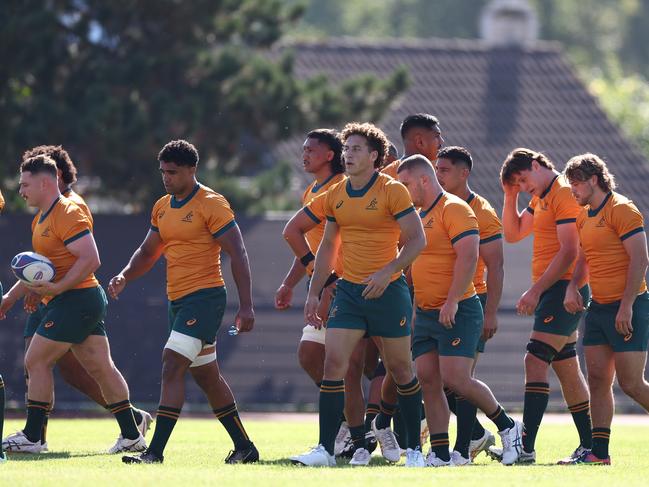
277 37 649 212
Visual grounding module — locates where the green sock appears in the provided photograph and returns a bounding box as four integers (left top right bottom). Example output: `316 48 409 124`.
214 403 252 450
591 427 610 459
429 432 450 461
40 407 51 444
471 417 486 440
318 380 345 455
24 400 50 443
487 404 515 433
568 401 592 449
349 424 366 451
444 388 457 415
375 400 397 430
396 378 422 451
454 395 476 458
522 382 549 452
148 405 181 458
107 400 140 440
364 403 380 432
393 408 407 449
132 408 143 425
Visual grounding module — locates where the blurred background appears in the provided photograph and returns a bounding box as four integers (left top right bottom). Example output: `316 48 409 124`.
1 0 648 413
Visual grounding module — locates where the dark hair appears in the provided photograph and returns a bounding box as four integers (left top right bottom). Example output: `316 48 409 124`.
564 153 616 192
388 142 399 159
397 154 435 174
400 113 440 139
437 146 473 171
20 155 58 178
23 145 77 185
307 129 344 174
500 148 555 184
158 139 199 167
340 122 390 169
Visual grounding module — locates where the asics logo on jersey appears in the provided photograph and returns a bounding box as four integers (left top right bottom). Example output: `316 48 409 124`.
181 211 193 223
365 198 379 210
400 316 407 327
335 200 344 209
41 226 51 237
186 318 197 326
543 315 554 323
451 338 461 346
44 321 55 329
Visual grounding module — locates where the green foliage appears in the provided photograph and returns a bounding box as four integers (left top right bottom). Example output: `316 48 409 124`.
0 0 407 212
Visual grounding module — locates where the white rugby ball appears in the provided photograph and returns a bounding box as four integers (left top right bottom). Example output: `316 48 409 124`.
11 251 56 283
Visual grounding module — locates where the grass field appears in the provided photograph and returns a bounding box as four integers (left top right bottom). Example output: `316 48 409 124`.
1 416 647 486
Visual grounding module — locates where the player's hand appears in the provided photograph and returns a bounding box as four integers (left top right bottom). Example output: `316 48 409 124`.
362 267 392 299
26 281 62 297
482 311 498 341
235 305 255 333
316 285 335 323
274 283 293 310
501 180 520 197
517 287 540 316
23 291 40 314
615 304 633 337
304 294 324 329
108 274 127 300
0 294 15 320
563 284 584 314
439 300 458 329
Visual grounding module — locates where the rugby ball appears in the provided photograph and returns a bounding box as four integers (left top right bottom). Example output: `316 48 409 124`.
11 252 56 283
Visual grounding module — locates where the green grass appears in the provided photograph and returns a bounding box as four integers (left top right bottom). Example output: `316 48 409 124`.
1 417 648 486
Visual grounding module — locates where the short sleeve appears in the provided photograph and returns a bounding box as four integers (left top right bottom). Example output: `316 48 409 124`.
59 205 92 246
205 193 236 238
304 191 327 224
386 180 415 220
0 189 4 212
476 204 502 245
150 199 163 232
612 203 645 241
526 196 538 215
444 202 479 244
380 160 400 179
323 186 336 222
554 187 581 225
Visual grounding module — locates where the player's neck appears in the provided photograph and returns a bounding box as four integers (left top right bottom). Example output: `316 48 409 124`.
313 167 334 185
454 184 472 201
175 180 198 200
588 188 609 210
39 190 62 213
421 187 444 211
348 168 377 190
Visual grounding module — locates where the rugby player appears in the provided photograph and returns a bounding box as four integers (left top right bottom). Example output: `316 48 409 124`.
0 188 5 464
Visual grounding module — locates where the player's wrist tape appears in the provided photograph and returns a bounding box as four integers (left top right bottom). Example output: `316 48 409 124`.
323 272 339 288
300 251 315 267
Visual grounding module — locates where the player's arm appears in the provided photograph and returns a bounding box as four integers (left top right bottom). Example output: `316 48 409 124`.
108 230 164 299
305 219 340 327
501 182 533 242
564 248 589 314
216 223 255 333
616 231 649 336
439 234 480 328
27 233 100 296
275 257 306 310
0 280 29 320
480 238 504 339
517 222 579 315
362 211 425 299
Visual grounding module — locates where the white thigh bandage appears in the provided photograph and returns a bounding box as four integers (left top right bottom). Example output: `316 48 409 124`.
164 330 202 361
300 324 326 345
190 343 217 368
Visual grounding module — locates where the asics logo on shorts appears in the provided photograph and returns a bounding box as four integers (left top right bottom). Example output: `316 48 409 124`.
336 200 344 209
624 333 633 342
451 338 461 346
186 318 197 326
44 321 55 329
400 316 407 327
543 315 554 323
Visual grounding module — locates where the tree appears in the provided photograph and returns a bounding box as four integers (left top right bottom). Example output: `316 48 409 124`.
0 0 407 211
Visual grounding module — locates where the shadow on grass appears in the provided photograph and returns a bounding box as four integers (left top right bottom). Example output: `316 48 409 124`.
255 458 394 467
7 451 107 461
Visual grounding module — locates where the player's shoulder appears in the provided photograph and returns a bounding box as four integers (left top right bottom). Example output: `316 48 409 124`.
153 193 172 212
552 176 576 200
468 192 496 213
197 184 232 209
608 192 642 217
442 192 472 210
379 171 408 192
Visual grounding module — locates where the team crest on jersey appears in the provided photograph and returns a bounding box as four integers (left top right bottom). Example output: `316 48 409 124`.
41 226 51 237
158 210 165 220
335 200 344 209
365 198 379 210
596 216 606 228
181 211 193 223
539 200 549 211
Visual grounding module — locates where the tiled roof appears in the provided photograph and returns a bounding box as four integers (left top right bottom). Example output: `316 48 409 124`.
276 37 649 213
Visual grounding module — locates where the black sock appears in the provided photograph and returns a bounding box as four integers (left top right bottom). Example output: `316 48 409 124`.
393 408 407 449
471 417 486 441
429 432 450 462
24 400 49 443
148 405 181 458
132 408 143 425
444 388 458 415
318 380 345 455
487 404 515 432
454 395 477 458
349 424 366 451
397 378 423 451
0 375 5 453
522 382 549 452
40 407 51 444
214 403 252 450
107 400 140 440
568 401 592 449
375 400 397 430
591 427 610 459
364 403 380 432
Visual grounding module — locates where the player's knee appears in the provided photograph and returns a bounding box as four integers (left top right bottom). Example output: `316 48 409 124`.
25 355 52 376
387 362 413 385
298 343 323 374
618 376 646 399
553 342 577 362
526 339 558 366
323 353 348 379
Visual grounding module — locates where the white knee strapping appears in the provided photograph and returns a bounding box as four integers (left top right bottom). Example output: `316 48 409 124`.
164 330 202 361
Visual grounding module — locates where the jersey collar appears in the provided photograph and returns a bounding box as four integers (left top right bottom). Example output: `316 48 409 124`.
539 174 559 199
465 192 475 205
171 184 200 209
38 196 61 224
312 173 337 193
587 192 612 217
419 191 444 218
346 171 378 198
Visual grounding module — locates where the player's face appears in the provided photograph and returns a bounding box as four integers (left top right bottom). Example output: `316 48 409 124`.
509 169 540 196
403 128 444 159
302 137 332 174
18 171 45 207
569 177 596 206
159 161 195 196
342 135 376 176
398 169 425 207
435 158 466 194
